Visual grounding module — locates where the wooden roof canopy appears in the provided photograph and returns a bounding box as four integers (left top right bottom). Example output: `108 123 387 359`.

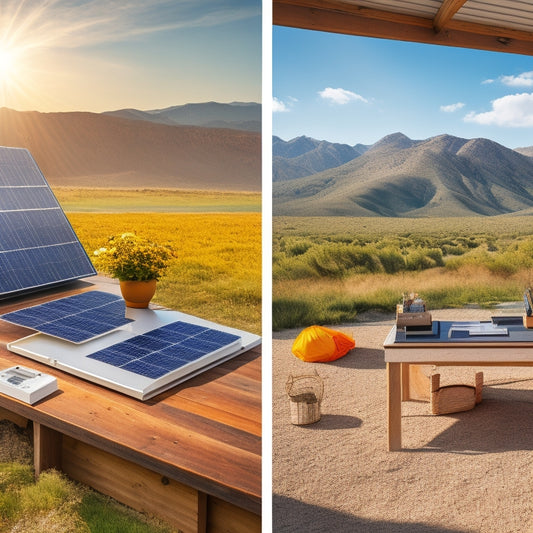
273 0 533 56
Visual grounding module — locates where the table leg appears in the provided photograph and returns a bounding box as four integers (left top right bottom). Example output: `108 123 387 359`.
387 362 402 451
401 363 410 401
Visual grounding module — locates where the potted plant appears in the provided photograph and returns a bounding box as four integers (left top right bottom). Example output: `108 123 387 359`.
93 232 176 308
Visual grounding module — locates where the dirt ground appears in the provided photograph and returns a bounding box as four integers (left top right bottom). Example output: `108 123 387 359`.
272 308 533 532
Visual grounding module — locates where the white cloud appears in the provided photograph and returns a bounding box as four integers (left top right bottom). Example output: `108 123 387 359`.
272 97 289 112
500 71 533 87
440 102 465 113
318 87 367 105
464 92 533 127
482 79 495 84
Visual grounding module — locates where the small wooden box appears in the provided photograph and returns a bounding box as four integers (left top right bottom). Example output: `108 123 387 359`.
524 315 533 328
396 311 432 328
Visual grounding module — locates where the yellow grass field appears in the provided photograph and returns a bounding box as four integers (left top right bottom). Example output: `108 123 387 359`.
68 212 261 334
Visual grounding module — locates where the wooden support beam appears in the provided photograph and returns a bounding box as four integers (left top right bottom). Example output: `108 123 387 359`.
273 1 533 56
62 436 208 533
33 422 62 477
434 0 468 33
0 406 28 428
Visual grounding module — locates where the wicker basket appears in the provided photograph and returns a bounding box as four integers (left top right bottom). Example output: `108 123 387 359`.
286 373 324 425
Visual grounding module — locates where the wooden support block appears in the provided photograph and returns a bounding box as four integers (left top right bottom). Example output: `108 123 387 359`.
0 406 28 428
33 422 62 477
207 496 261 533
61 436 206 533
407 364 432 401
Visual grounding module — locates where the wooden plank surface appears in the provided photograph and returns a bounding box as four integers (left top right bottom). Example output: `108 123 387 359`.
0 280 261 515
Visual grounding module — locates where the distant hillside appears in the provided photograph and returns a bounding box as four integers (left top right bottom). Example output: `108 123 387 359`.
0 107 261 191
273 132 533 217
514 145 533 157
273 135 368 181
104 101 261 132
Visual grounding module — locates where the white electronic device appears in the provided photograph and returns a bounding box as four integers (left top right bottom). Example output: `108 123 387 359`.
0 366 58 404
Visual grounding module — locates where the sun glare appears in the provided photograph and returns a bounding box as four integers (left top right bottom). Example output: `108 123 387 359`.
0 42 26 106
0 45 19 88
0 47 15 78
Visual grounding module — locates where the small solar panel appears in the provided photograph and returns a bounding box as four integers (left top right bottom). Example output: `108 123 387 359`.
0 291 132 343
0 146 96 298
87 321 241 378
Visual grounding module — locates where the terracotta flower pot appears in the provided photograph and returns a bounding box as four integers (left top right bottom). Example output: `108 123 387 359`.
119 279 157 308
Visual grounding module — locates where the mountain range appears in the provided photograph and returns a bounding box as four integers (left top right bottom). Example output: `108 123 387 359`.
273 132 533 217
104 101 261 132
0 105 261 191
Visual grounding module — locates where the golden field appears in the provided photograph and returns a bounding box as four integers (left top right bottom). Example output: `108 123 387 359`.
68 212 261 334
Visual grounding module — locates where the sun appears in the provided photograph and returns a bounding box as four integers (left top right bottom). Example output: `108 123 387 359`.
0 42 26 106
0 46 16 79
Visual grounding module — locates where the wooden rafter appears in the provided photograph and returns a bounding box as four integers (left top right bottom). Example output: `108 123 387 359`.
273 0 533 56
433 0 468 32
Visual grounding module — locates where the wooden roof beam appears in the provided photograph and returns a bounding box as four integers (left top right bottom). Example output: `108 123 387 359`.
433 0 468 33
273 0 533 56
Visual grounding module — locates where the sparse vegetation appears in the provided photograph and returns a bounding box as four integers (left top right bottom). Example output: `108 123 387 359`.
0 465 173 532
273 216 533 330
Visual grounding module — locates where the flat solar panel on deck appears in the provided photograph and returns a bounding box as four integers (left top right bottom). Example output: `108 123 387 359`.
0 291 132 343
88 321 241 378
7 305 260 400
0 146 96 298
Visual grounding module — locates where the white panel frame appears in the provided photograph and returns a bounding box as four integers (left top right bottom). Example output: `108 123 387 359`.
8 307 261 401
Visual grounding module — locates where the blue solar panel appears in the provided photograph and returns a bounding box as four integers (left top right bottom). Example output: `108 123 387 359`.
0 291 132 343
0 146 96 298
87 320 241 379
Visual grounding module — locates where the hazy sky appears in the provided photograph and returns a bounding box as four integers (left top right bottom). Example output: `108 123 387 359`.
273 26 533 149
0 0 261 112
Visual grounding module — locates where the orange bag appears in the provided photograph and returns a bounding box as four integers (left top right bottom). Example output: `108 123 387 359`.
292 325 355 362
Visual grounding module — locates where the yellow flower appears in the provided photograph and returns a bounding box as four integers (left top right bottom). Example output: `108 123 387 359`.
92 233 176 281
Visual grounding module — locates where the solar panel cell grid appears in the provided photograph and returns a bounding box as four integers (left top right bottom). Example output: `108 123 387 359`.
87 320 241 379
0 146 96 297
121 359 173 379
89 348 137 366
0 291 132 343
0 187 58 210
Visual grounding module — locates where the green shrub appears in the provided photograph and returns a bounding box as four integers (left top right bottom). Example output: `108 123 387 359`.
441 244 467 256
405 249 438 270
287 240 313 257
273 298 317 330
376 248 405 274
272 255 318 281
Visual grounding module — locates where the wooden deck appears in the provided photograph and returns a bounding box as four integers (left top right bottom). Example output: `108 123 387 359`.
0 279 261 533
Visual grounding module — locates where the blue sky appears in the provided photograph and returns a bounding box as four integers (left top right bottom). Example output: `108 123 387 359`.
0 0 261 112
273 26 533 149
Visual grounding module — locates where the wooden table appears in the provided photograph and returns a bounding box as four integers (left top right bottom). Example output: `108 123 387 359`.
0 279 261 533
384 319 533 451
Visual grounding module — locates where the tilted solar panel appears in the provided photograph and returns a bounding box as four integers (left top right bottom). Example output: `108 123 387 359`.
0 146 96 298
0 291 133 343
